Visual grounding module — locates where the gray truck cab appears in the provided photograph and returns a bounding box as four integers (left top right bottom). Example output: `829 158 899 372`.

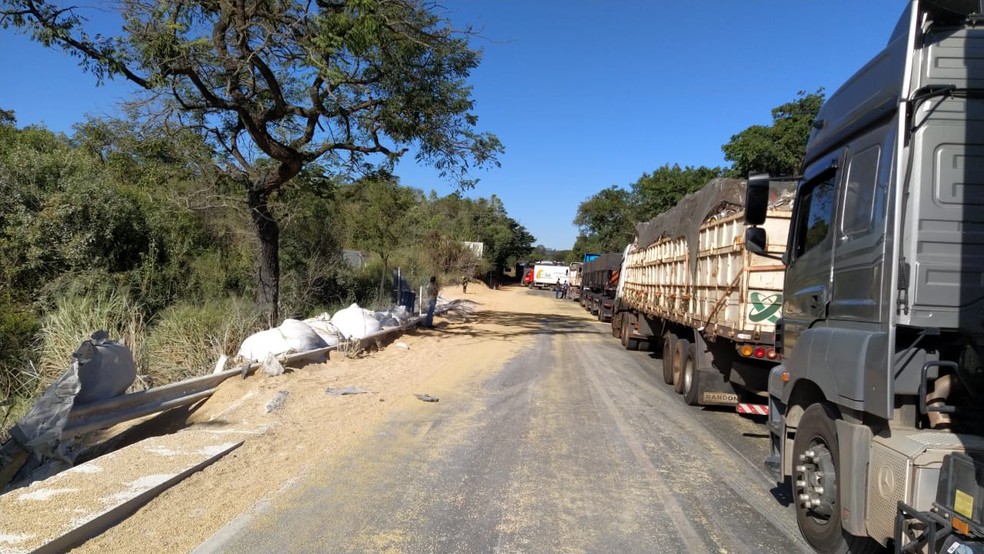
746 1 984 552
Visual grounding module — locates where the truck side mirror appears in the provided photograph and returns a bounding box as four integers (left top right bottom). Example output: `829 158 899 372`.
745 226 784 261
745 173 771 225
745 226 768 255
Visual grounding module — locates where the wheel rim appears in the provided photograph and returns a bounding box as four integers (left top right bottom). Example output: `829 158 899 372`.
683 361 693 393
795 437 837 524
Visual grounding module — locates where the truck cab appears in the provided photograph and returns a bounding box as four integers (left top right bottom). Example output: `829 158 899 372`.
746 1 984 551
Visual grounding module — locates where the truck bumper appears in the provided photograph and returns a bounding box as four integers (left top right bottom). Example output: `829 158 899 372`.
895 453 984 553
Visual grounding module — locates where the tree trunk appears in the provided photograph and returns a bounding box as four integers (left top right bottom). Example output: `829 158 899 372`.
248 188 280 325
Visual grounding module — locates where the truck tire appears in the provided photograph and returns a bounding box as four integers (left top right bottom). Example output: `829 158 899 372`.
662 334 676 384
792 403 880 554
672 338 690 394
682 352 700 405
620 320 631 348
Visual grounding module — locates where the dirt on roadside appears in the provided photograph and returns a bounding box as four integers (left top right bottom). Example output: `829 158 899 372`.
69 282 576 553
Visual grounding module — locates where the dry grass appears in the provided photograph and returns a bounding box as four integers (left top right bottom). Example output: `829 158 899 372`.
37 290 147 387
143 298 264 387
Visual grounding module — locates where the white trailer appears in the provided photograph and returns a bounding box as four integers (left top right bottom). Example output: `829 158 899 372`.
612 178 792 406
531 263 569 290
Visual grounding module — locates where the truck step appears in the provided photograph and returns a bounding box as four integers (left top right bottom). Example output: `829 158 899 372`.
736 403 769 416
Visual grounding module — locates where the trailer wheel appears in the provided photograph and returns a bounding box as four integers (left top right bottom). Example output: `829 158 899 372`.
792 404 879 554
662 334 676 384
672 339 690 394
682 351 699 405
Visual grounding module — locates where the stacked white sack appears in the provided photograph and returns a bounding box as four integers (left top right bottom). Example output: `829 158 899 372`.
238 319 328 362
330 303 381 339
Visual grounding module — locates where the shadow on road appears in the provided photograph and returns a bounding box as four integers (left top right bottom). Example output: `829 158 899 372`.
417 306 603 342
771 476 794 507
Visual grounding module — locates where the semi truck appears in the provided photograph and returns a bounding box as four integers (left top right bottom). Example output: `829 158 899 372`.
611 177 793 406
579 252 623 320
567 253 599 301
744 1 984 552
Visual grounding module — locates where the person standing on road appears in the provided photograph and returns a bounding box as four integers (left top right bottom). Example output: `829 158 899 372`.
462 275 469 294
424 276 439 328
554 279 562 299
562 281 570 299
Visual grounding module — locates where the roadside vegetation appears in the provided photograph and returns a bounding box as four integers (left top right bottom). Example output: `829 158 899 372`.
0 114 533 432
0 0 541 435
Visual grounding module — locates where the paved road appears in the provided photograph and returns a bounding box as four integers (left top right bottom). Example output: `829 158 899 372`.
197 293 813 553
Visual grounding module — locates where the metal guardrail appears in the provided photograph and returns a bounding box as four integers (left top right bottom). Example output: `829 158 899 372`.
58 310 446 439
1 299 467 491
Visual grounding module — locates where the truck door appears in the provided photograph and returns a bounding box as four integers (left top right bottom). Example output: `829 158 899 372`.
783 162 840 356
828 128 892 325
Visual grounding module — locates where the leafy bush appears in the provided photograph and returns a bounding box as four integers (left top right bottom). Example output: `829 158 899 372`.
0 294 41 403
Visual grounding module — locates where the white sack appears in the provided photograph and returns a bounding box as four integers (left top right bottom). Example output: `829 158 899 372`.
303 314 341 347
238 319 328 361
330 303 381 339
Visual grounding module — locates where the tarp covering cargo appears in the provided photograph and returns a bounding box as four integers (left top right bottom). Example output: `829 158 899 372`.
623 178 793 340
581 253 623 291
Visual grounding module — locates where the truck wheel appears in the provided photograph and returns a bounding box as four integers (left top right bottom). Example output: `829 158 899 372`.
792 404 878 554
662 334 676 384
672 339 690 394
682 351 699 405
620 320 631 348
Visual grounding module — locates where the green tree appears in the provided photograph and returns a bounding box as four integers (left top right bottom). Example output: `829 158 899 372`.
341 174 417 303
410 192 532 281
722 89 824 178
630 164 723 221
572 186 635 255
2 0 502 323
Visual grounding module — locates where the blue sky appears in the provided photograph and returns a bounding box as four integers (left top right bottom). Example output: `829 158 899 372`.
0 1 904 249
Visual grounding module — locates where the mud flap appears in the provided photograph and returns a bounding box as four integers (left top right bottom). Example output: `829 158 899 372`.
765 364 787 482
697 368 740 406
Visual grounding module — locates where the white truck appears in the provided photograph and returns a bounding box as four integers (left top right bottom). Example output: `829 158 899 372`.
567 262 583 301
531 262 569 290
612 177 793 406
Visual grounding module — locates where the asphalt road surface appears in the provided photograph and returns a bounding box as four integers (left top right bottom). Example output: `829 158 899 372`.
197 291 814 553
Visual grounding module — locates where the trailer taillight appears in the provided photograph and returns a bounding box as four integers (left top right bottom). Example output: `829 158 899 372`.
738 344 778 360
